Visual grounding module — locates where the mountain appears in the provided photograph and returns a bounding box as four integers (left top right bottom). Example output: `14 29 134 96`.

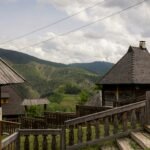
0 48 113 100
0 48 65 67
70 61 113 75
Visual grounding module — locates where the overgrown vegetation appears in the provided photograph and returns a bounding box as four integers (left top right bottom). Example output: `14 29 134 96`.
0 48 112 114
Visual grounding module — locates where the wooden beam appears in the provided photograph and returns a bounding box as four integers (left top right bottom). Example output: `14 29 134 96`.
65 100 145 126
44 104 46 110
0 121 1 150
146 91 150 124
0 86 1 150
2 132 19 149
114 86 119 107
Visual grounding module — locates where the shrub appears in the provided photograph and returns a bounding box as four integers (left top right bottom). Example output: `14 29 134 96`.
64 83 81 94
48 92 63 103
79 90 91 104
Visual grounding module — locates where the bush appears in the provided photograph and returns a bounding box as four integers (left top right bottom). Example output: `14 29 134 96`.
79 90 91 104
48 92 63 103
27 106 43 117
64 83 81 94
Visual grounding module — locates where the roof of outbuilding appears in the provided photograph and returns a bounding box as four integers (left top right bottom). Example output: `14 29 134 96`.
0 58 25 85
22 98 49 106
99 46 150 85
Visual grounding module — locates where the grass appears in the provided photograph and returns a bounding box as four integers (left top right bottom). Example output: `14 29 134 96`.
26 94 80 116
20 135 61 150
48 94 80 112
3 121 145 150
19 125 111 150
129 138 142 150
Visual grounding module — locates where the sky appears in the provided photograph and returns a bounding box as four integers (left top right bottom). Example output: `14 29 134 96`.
0 0 150 64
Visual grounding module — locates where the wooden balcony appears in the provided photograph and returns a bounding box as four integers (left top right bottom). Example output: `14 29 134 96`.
1 91 150 150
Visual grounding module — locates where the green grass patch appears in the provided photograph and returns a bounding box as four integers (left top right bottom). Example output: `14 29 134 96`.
48 94 80 112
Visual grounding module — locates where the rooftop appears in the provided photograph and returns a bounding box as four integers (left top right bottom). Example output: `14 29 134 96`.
99 41 150 85
0 58 25 85
22 98 49 106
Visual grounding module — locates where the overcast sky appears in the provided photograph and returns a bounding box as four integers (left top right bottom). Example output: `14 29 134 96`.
0 0 149 64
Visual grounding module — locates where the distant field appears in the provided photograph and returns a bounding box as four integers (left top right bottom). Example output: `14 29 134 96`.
48 94 80 112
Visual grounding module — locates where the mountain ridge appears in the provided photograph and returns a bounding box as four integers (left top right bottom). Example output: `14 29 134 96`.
0 48 114 103
0 48 113 75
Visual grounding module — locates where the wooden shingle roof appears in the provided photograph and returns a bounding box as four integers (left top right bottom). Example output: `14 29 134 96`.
99 45 150 84
0 58 25 85
22 98 49 106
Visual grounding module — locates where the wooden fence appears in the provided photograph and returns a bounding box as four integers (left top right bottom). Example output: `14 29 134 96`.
2 132 19 150
76 105 112 116
1 120 20 135
20 117 46 129
20 112 77 129
2 129 64 150
20 107 111 129
44 112 77 128
64 100 147 149
1 91 150 150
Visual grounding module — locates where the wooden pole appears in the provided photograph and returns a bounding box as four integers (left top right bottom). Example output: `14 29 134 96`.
102 89 105 106
0 120 1 150
99 91 102 107
0 86 2 150
114 86 119 107
0 87 1 106
25 106 28 117
44 104 47 111
146 91 150 125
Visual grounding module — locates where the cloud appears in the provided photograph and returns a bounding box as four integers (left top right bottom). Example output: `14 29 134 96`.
1 0 150 64
0 0 17 3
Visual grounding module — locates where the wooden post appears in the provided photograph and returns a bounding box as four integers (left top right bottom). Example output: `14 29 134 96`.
146 91 150 125
44 104 47 111
25 106 28 117
16 131 20 150
102 88 105 106
0 121 1 150
61 125 66 150
99 91 102 107
0 86 2 150
114 86 119 107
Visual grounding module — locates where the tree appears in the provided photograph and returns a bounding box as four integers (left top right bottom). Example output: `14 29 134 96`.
64 83 81 94
79 90 90 104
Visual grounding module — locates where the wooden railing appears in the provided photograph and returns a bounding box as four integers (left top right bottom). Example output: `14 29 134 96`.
2 129 64 150
64 100 146 149
114 94 146 106
2 132 19 150
18 129 64 150
1 92 150 150
1 120 20 135
20 117 46 129
44 112 77 128
76 105 112 116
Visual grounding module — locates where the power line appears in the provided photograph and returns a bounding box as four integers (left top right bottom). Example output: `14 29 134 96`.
0 0 106 45
20 0 146 50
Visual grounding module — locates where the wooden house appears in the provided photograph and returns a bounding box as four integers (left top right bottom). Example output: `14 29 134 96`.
99 41 150 107
0 58 25 120
2 85 25 121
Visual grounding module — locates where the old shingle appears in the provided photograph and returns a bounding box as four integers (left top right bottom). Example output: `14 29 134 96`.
0 58 25 85
99 46 150 84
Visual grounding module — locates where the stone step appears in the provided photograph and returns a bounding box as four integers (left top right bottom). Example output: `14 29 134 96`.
116 138 134 150
131 131 150 149
145 125 150 133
